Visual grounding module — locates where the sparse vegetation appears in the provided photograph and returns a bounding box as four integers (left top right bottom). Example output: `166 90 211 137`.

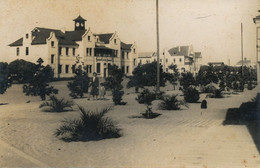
67 65 90 98
159 94 187 110
183 86 200 103
39 95 74 112
55 106 121 141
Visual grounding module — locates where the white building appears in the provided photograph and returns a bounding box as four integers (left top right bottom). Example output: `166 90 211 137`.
9 16 138 78
253 11 260 84
138 45 202 75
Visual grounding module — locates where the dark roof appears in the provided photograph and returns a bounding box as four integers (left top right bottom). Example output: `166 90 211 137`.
73 15 86 21
195 52 202 58
94 33 113 44
9 38 23 46
168 46 191 56
121 42 132 50
236 59 251 66
9 27 78 46
64 30 87 41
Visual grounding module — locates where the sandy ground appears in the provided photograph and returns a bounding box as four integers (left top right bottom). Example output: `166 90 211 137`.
0 81 259 168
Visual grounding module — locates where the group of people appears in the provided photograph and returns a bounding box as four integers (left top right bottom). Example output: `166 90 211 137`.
88 72 106 100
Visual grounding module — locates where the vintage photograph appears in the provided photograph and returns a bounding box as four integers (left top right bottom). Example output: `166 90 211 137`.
0 0 260 167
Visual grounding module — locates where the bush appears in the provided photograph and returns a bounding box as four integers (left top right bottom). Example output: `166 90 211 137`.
67 66 90 98
55 106 121 141
201 84 216 93
136 89 156 105
23 59 58 100
112 89 124 105
183 86 200 103
0 62 12 94
159 94 187 110
8 59 37 83
39 95 74 112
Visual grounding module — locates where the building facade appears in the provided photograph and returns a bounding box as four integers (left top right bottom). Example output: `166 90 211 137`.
9 16 138 78
138 45 202 75
253 11 260 84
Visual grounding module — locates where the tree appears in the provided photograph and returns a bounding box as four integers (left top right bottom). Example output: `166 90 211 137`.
166 64 179 90
179 72 197 89
0 62 12 94
8 59 36 83
183 86 200 103
196 65 218 87
67 65 90 98
127 62 167 90
104 65 124 105
23 58 58 100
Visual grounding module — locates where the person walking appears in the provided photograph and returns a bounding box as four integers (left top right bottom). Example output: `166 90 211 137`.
90 72 99 100
99 83 106 100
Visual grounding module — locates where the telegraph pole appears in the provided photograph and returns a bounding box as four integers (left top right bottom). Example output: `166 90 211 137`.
156 0 160 93
241 23 244 77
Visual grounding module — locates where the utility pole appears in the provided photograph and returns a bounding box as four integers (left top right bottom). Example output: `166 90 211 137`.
241 22 244 77
156 0 160 93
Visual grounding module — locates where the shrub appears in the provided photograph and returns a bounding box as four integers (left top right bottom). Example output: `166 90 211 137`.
0 62 12 94
55 106 121 141
201 84 216 93
8 59 37 83
183 86 200 103
105 65 124 105
39 95 74 112
214 89 223 98
136 89 156 105
159 94 187 110
180 72 197 89
23 59 58 100
67 66 90 98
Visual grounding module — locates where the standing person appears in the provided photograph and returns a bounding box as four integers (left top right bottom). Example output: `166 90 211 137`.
200 98 207 116
99 83 106 100
90 72 99 100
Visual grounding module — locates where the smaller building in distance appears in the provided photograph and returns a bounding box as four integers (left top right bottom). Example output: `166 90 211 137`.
236 58 255 67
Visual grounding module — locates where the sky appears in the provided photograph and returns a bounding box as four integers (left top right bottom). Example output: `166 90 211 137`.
0 0 259 65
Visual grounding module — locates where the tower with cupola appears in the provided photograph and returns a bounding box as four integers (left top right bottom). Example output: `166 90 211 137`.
73 15 86 31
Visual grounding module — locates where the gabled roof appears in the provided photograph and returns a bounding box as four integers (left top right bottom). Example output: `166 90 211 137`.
138 52 156 58
9 38 23 46
73 15 86 21
64 30 87 42
168 46 191 56
236 59 252 66
121 42 132 50
9 27 79 46
94 33 113 44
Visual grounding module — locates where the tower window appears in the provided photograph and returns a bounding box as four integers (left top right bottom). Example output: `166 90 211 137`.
89 48 92 56
66 47 69 56
133 48 136 53
51 54 55 64
26 47 29 55
88 36 91 41
51 41 54 47
73 48 75 56
134 58 136 66
166 58 168 63
26 34 29 39
179 58 182 62
16 47 19 56
114 39 116 44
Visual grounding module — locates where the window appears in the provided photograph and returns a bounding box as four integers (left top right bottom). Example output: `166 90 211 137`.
126 52 129 59
174 58 176 63
97 63 100 73
114 39 117 44
126 66 129 74
51 41 54 47
51 55 55 64
72 65 76 73
134 58 136 66
66 47 69 56
166 68 168 72
160 59 162 62
86 48 92 56
121 51 124 59
58 65 62 74
59 47 62 55
73 48 75 56
133 48 136 53
89 65 92 73
122 66 125 73
16 47 19 56
26 47 29 55
88 36 91 41
179 58 182 62
26 34 29 39
115 50 118 57
90 48 92 56
166 58 168 63
65 65 69 73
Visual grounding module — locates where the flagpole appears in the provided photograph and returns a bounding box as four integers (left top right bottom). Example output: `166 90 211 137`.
156 0 160 93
